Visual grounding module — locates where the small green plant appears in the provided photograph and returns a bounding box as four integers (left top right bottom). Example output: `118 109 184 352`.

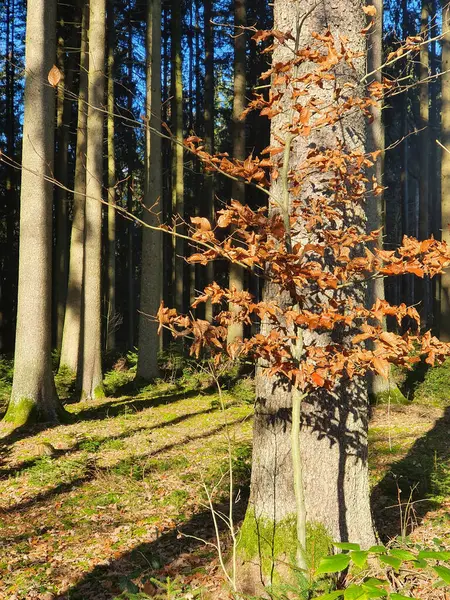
55 364 76 400
413 358 450 406
104 368 135 396
313 542 450 599
0 356 14 411
230 376 255 404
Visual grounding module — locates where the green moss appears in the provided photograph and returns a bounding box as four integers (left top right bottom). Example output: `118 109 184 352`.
94 384 105 399
3 397 36 426
370 385 408 406
237 509 332 591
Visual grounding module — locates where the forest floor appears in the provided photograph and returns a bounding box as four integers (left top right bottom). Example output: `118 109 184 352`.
0 375 449 600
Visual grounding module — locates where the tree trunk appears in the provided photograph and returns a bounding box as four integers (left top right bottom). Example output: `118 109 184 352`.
227 0 246 344
441 1 450 340
171 0 185 314
203 0 214 321
4 0 65 426
106 0 116 353
127 2 135 349
137 0 162 381
81 0 106 399
238 1 375 593
54 33 73 352
60 1 88 375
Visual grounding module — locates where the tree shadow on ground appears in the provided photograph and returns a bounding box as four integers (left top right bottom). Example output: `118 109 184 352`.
73 388 205 422
0 404 218 481
371 406 450 541
54 494 249 600
1 418 244 514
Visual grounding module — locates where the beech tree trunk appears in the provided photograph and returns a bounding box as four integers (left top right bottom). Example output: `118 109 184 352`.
4 0 64 426
81 0 106 399
238 1 375 593
137 0 162 380
60 0 88 375
227 0 246 344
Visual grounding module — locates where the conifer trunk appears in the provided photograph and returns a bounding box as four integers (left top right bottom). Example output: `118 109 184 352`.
171 0 185 313
441 1 450 340
4 0 64 426
106 0 116 353
81 0 106 399
227 0 246 344
60 1 88 375
137 0 162 380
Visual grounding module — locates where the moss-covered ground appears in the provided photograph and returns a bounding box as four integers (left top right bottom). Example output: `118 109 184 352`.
0 362 449 599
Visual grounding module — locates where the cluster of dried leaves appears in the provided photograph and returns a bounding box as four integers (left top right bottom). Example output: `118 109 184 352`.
159 25 450 394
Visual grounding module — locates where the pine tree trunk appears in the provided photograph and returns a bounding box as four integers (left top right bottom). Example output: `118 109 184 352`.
227 0 246 344
106 0 116 353
81 0 106 399
237 1 375 592
60 1 88 375
4 0 65 426
171 0 185 314
137 0 162 381
441 1 450 340
127 3 135 349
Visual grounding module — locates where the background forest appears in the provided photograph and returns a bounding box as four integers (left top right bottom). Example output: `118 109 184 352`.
2 0 450 599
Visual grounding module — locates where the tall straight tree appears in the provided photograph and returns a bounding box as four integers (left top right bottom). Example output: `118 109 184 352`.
227 0 246 344
4 0 65 425
441 0 450 340
237 0 375 591
137 0 162 380
81 0 106 399
106 0 116 352
203 0 214 321
171 0 185 313
60 0 88 374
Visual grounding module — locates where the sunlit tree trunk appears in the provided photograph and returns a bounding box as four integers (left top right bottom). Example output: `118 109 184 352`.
106 0 116 352
4 0 65 426
171 0 185 313
81 0 106 399
227 0 246 344
237 0 375 592
60 0 88 375
203 0 214 321
54 34 72 352
137 0 162 380
126 1 135 349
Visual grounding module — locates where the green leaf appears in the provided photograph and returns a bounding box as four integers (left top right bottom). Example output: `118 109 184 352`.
314 592 344 600
433 565 450 584
368 545 387 554
379 555 402 570
350 551 369 569
411 558 427 569
344 584 367 600
362 581 388 598
390 594 412 599
389 549 416 561
335 542 361 552
418 550 450 561
363 578 389 589
316 554 351 574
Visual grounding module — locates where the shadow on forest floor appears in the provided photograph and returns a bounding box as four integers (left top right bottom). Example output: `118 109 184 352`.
371 406 450 541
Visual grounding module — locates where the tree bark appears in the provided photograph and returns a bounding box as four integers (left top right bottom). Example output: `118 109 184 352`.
60 1 88 375
137 0 162 380
80 0 106 399
203 0 214 321
106 0 116 353
441 1 450 340
171 0 185 314
4 0 65 426
238 1 375 592
227 0 246 344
